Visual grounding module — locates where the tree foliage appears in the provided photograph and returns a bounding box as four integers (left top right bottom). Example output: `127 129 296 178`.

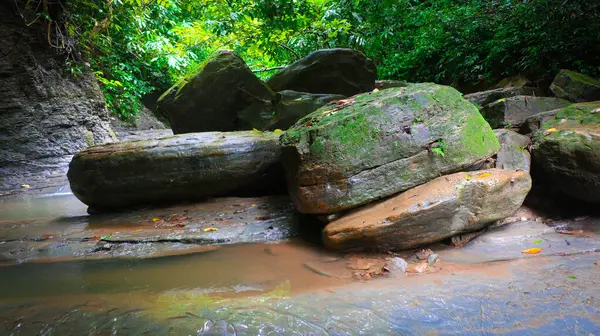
17 0 600 119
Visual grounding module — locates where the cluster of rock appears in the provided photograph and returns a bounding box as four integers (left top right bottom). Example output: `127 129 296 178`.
68 48 600 252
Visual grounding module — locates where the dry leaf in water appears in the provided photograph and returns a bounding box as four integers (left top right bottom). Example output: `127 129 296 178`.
521 247 542 254
203 228 219 232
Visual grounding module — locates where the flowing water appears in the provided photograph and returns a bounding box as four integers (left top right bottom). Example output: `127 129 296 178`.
1 194 600 335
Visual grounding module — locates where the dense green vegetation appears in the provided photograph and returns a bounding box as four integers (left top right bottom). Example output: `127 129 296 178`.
18 0 600 119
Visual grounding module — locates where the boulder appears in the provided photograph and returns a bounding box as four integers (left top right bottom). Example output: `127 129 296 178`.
519 109 561 135
494 129 531 172
532 102 600 203
238 90 344 131
550 69 600 103
374 80 409 90
110 107 167 133
68 131 285 211
480 96 570 129
156 50 276 134
323 169 532 251
280 83 500 214
267 49 377 96
495 75 531 89
463 87 542 108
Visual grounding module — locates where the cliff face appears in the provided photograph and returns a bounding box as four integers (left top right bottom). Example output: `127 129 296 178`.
0 2 116 193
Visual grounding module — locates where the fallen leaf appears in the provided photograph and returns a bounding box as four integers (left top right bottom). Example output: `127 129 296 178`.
556 229 585 236
465 175 471 181
151 217 160 222
91 236 101 241
544 127 558 135
42 234 55 239
521 247 542 254
20 184 31 189
477 173 493 178
101 234 112 240
251 128 263 135
135 229 143 232
533 239 543 244
251 204 257 207
203 228 218 232
273 129 284 134
567 275 577 279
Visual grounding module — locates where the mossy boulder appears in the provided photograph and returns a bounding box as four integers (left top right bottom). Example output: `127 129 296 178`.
550 69 600 103
68 131 285 212
157 50 276 134
494 129 531 172
280 83 500 214
323 169 531 251
532 102 600 203
238 90 345 131
481 96 570 129
267 49 376 96
463 87 542 108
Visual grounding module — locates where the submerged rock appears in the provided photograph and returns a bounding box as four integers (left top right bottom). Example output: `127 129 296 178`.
494 129 531 171
238 90 344 131
68 131 284 211
550 69 600 103
481 96 570 129
532 102 600 203
157 50 275 134
463 87 542 108
280 83 500 214
322 169 532 251
267 49 377 96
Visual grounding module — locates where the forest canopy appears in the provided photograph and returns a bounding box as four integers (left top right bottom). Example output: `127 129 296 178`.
17 0 600 119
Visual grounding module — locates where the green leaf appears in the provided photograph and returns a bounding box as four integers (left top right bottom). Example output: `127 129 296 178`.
567 275 577 279
533 239 543 244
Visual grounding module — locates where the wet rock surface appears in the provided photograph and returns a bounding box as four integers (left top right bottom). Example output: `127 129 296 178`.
323 169 532 251
481 95 570 129
550 69 600 103
280 83 500 214
532 102 600 203
494 129 532 171
267 48 377 96
157 50 276 134
0 195 301 264
68 131 285 211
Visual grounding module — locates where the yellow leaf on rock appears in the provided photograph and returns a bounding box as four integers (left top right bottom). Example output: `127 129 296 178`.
545 128 558 135
521 248 542 254
465 175 471 181
477 173 493 178
273 129 284 134
204 228 219 232
151 218 160 222
20 184 31 189
251 128 263 135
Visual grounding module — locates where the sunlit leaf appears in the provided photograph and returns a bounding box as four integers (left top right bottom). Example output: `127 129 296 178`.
203 227 219 232
521 248 542 254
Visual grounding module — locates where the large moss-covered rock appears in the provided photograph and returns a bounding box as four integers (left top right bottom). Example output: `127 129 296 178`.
267 49 376 96
238 90 344 131
157 51 275 134
68 131 285 212
532 102 600 203
494 129 531 172
463 87 542 108
481 96 570 129
550 69 600 103
323 169 531 251
280 83 500 214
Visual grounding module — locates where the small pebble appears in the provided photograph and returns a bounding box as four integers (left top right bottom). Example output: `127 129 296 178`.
427 253 439 266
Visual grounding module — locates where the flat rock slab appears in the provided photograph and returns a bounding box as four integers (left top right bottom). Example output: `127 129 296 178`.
281 83 500 214
0 195 300 264
481 95 570 128
439 220 600 264
323 169 531 251
68 131 284 211
532 102 600 203
267 48 376 96
463 87 542 108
